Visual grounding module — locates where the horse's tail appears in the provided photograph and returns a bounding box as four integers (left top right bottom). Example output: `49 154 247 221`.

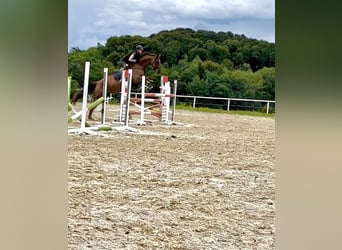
70 81 97 104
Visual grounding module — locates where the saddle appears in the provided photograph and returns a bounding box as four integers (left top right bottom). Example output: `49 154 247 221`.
114 63 131 80
113 71 122 81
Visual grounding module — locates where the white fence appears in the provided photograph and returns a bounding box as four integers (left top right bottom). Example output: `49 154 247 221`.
176 95 276 113
131 92 275 114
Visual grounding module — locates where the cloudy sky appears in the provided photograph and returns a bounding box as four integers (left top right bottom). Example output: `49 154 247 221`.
68 0 275 51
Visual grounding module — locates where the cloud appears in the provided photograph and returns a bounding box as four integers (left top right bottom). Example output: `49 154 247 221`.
68 0 274 50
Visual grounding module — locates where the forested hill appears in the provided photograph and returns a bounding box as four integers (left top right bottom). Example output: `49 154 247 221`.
68 28 275 101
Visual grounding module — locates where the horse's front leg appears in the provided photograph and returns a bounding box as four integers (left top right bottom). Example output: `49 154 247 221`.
145 77 154 90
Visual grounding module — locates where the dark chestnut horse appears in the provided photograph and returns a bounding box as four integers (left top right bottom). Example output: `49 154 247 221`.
71 52 161 120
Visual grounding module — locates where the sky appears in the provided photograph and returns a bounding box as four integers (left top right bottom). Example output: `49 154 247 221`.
68 0 275 51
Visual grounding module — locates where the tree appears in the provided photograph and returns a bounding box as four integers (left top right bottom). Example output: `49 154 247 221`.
188 47 209 62
68 28 275 101
187 75 209 96
255 67 275 100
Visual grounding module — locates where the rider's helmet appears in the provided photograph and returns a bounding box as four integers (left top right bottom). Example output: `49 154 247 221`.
136 45 144 50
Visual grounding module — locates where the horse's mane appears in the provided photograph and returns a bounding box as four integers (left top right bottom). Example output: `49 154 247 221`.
141 51 157 56
122 51 157 64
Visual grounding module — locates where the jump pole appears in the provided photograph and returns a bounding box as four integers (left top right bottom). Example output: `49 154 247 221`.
136 75 146 125
69 97 104 121
68 69 108 124
171 80 177 123
130 75 162 124
127 75 177 124
159 75 177 124
124 69 132 127
68 76 72 111
91 67 111 130
119 70 129 123
80 62 90 130
68 61 98 135
118 73 177 125
101 68 108 125
116 69 138 133
159 76 177 124
160 76 170 122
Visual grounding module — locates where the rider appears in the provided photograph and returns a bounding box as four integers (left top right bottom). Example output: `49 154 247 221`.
126 45 144 64
115 45 145 80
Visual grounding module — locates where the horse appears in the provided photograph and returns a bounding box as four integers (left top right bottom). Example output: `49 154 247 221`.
71 52 161 120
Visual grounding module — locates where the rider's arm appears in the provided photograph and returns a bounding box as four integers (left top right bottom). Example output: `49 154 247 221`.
128 52 137 62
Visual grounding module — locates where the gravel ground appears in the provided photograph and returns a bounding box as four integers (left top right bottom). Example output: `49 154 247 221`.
68 104 275 249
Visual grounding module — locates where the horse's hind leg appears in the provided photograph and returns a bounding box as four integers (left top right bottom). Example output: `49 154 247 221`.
88 107 95 120
71 89 83 105
87 81 103 120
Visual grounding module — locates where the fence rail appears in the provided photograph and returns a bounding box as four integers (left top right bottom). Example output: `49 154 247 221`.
177 95 276 113
131 92 276 114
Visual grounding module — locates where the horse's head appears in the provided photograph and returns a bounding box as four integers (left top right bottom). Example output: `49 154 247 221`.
151 54 161 73
137 52 161 73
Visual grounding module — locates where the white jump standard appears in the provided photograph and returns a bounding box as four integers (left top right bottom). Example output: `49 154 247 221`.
116 69 139 133
119 74 177 125
68 62 98 135
68 62 111 135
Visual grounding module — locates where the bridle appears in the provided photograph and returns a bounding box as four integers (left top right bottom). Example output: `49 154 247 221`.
151 54 161 71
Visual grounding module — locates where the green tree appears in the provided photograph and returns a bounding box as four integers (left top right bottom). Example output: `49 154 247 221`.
187 75 209 96
68 28 275 102
188 47 209 61
255 67 275 100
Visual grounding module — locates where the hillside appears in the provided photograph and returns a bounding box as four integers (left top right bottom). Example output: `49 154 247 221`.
68 28 275 106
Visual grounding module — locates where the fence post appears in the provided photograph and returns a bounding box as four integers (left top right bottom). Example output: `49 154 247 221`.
193 97 196 108
227 99 230 111
266 102 270 114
